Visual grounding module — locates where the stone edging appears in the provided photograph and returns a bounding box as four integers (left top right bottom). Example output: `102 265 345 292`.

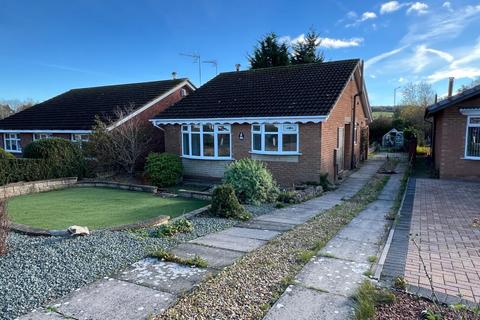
177 189 212 200
76 181 157 194
0 177 78 200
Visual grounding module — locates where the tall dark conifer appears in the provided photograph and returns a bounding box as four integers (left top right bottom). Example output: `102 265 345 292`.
290 29 324 64
248 33 290 69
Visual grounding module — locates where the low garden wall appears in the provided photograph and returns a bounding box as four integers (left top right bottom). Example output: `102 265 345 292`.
75 181 157 194
0 177 78 200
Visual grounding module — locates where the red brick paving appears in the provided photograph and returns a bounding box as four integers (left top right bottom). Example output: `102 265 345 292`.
404 178 480 303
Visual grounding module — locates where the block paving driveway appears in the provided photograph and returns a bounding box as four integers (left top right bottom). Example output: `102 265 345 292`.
404 178 480 303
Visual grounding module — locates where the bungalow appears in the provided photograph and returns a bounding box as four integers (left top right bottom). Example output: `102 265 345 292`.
425 82 480 180
0 78 195 156
150 59 372 185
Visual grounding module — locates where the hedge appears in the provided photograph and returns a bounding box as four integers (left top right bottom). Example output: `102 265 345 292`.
0 159 53 186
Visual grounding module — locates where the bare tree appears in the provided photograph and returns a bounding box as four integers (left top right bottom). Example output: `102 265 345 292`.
400 81 436 108
0 105 13 119
88 106 153 176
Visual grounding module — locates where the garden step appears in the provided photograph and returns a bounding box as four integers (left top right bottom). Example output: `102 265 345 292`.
295 256 370 297
263 285 355 320
54 277 174 320
171 243 244 269
215 227 280 241
190 233 267 252
236 220 296 232
114 258 210 295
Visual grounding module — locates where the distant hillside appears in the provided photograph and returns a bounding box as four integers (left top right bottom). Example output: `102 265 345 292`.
372 106 394 119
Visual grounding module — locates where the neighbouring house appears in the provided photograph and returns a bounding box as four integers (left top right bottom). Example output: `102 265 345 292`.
382 128 404 149
0 78 195 156
425 83 480 180
150 59 372 185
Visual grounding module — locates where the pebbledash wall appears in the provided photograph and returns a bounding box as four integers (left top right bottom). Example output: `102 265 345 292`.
0 84 194 157
163 78 369 186
433 96 480 181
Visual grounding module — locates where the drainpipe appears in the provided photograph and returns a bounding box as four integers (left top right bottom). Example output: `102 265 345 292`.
351 61 364 169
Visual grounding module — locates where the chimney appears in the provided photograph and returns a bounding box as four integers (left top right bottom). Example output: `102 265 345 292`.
448 77 454 97
172 71 177 80
235 64 241 72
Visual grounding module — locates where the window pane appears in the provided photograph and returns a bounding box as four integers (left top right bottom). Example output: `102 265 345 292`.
264 124 278 132
191 125 200 132
203 124 214 132
203 134 214 156
252 125 261 132
467 127 480 157
182 125 189 132
470 117 480 125
192 133 201 156
217 125 230 132
218 133 230 157
253 133 261 151
283 124 297 132
182 133 190 155
282 134 297 152
265 134 278 151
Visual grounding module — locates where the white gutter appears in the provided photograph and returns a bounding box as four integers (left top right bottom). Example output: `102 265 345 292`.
150 115 327 126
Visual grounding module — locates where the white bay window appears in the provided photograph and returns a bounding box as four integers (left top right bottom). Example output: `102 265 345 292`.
4 133 22 153
465 116 480 159
33 133 53 140
182 124 231 159
252 123 299 154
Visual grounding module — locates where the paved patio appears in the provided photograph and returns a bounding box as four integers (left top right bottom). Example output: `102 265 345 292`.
405 178 480 303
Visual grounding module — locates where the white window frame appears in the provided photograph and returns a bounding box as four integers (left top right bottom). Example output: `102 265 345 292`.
33 133 53 141
71 133 90 146
251 123 300 155
181 124 232 160
4 133 22 153
464 115 480 160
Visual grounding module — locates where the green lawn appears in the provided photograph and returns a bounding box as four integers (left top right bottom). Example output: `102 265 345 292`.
7 187 209 230
372 111 394 119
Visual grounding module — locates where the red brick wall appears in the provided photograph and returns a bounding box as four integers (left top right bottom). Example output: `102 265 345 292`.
433 97 480 181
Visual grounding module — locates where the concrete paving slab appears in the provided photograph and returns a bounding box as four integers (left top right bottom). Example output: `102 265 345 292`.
335 224 386 244
55 278 175 320
264 285 355 320
236 220 296 232
190 233 267 252
216 227 280 241
171 243 244 269
19 309 66 320
115 258 209 294
319 237 380 263
296 257 369 297
254 215 307 225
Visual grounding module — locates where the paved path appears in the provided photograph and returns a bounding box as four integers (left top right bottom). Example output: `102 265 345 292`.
20 161 383 320
382 178 480 305
263 164 406 320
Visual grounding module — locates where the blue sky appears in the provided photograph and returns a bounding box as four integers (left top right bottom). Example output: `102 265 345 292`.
1 0 479 106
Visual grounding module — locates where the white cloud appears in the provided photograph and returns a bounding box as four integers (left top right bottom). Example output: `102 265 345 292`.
427 67 480 83
442 2 452 11
360 11 377 21
365 46 407 69
380 1 405 14
451 42 480 68
280 34 363 49
345 11 377 27
398 77 405 83
407 2 429 15
411 45 454 73
347 11 358 18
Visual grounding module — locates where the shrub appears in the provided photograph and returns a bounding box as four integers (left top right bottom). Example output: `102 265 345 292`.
145 153 182 188
0 200 9 256
0 159 51 186
0 148 15 160
277 191 299 204
154 218 193 237
23 138 86 178
210 184 251 220
223 159 278 204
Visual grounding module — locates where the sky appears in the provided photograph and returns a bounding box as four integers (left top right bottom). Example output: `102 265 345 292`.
1 0 479 106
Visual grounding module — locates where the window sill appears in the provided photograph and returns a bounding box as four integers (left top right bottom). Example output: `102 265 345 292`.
249 151 302 156
461 157 480 161
5 150 22 154
181 156 233 161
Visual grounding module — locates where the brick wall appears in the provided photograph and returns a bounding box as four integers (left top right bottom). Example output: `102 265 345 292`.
433 98 480 181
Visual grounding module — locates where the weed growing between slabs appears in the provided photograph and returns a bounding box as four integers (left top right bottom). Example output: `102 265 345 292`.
155 174 389 320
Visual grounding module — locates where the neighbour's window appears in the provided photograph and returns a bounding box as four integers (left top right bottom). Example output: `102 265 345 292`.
181 124 231 159
33 133 53 140
4 133 21 153
71 134 90 146
466 116 480 158
251 123 299 154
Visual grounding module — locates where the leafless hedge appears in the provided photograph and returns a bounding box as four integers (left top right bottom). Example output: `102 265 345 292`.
0 200 9 256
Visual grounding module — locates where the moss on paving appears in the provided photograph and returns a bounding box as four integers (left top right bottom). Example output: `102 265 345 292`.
157 174 389 320
7 187 208 230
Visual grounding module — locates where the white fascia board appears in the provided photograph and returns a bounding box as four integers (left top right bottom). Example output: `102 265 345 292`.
0 130 92 133
149 115 327 126
460 108 480 116
107 80 195 130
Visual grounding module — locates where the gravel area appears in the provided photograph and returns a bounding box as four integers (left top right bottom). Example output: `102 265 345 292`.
0 215 236 320
375 291 479 320
244 203 277 217
159 175 388 320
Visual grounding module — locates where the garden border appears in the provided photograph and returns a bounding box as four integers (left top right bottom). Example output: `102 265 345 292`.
0 177 78 200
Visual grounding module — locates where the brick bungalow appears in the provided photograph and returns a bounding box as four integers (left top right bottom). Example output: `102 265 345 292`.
0 78 195 156
150 59 372 185
425 84 480 180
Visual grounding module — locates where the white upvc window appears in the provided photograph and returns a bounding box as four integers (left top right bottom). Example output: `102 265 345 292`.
465 116 480 159
33 133 53 140
71 134 90 144
251 123 299 154
4 133 22 153
181 124 231 159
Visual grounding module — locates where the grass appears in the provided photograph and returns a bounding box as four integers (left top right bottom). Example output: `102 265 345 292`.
7 187 208 230
151 249 208 268
353 281 396 320
372 111 394 119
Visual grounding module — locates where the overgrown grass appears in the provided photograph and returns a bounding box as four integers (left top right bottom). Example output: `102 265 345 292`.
153 218 194 237
151 249 208 268
158 173 390 319
386 164 410 221
353 281 396 320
